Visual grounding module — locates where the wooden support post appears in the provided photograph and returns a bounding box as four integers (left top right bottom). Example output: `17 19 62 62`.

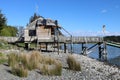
57 41 59 54
103 42 107 61
53 36 55 52
39 43 41 51
84 46 87 55
25 43 28 50
57 29 59 54
36 38 39 50
81 43 84 54
25 43 29 50
98 43 102 59
52 42 55 52
70 43 72 54
70 36 72 54
64 43 66 53
46 43 48 51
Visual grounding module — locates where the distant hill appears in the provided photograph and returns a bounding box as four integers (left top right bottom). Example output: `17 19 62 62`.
104 36 120 43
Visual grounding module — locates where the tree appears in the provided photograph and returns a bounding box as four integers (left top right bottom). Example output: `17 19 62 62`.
0 26 18 37
29 13 43 23
0 10 7 30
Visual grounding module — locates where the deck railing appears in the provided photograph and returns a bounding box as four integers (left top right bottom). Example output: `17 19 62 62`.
0 36 103 43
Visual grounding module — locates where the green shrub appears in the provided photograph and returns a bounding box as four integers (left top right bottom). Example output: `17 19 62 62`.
67 55 81 71
0 52 3 57
0 59 7 64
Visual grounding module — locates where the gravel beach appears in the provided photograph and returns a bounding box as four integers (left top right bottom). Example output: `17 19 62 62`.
0 50 120 80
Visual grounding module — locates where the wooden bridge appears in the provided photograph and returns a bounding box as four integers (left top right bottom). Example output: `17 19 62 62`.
1 36 120 61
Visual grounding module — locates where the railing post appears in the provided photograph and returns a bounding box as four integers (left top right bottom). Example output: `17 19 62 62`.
70 35 73 54
64 43 66 53
103 41 107 61
81 43 84 54
98 42 102 60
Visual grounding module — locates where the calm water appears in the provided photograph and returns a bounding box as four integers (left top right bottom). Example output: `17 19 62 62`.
62 44 120 66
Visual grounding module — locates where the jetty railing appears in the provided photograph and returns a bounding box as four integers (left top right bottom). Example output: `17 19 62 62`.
0 36 103 43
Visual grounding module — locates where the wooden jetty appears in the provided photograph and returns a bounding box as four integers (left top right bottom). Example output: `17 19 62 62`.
0 17 110 61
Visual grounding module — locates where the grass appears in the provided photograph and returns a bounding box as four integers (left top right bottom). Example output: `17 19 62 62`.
40 59 62 76
0 39 17 49
27 51 43 70
8 53 19 67
12 64 28 77
0 52 8 64
8 51 62 77
67 54 81 71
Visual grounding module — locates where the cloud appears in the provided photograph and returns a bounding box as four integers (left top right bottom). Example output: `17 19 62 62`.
101 9 108 13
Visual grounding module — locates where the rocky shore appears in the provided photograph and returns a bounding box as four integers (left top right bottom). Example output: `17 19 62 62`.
0 50 120 80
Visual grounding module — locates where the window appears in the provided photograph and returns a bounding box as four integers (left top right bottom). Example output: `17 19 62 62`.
29 30 36 36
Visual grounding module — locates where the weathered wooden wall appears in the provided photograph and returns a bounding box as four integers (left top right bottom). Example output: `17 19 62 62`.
37 26 51 39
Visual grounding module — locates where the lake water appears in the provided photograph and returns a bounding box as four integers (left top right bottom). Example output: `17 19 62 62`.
62 44 120 66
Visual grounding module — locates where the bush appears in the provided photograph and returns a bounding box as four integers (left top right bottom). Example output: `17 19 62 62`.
40 60 62 76
8 51 62 77
0 26 18 37
12 64 28 77
8 53 19 67
67 55 81 71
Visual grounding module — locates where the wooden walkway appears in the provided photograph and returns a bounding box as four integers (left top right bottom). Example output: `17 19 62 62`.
0 36 103 43
0 36 108 61
36 36 103 43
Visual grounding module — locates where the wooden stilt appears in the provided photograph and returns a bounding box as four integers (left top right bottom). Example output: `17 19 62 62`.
70 43 72 54
81 43 87 55
64 43 66 53
70 36 72 54
84 46 87 55
46 43 48 51
81 43 84 54
57 41 59 54
39 43 41 51
98 43 102 59
25 43 29 50
103 42 107 61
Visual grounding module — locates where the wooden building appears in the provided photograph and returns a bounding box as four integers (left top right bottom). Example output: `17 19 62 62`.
24 16 62 43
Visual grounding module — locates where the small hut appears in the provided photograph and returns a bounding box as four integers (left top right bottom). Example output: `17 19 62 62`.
24 16 63 49
24 16 62 42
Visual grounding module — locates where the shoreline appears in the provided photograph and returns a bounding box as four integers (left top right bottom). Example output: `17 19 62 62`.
0 49 120 80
